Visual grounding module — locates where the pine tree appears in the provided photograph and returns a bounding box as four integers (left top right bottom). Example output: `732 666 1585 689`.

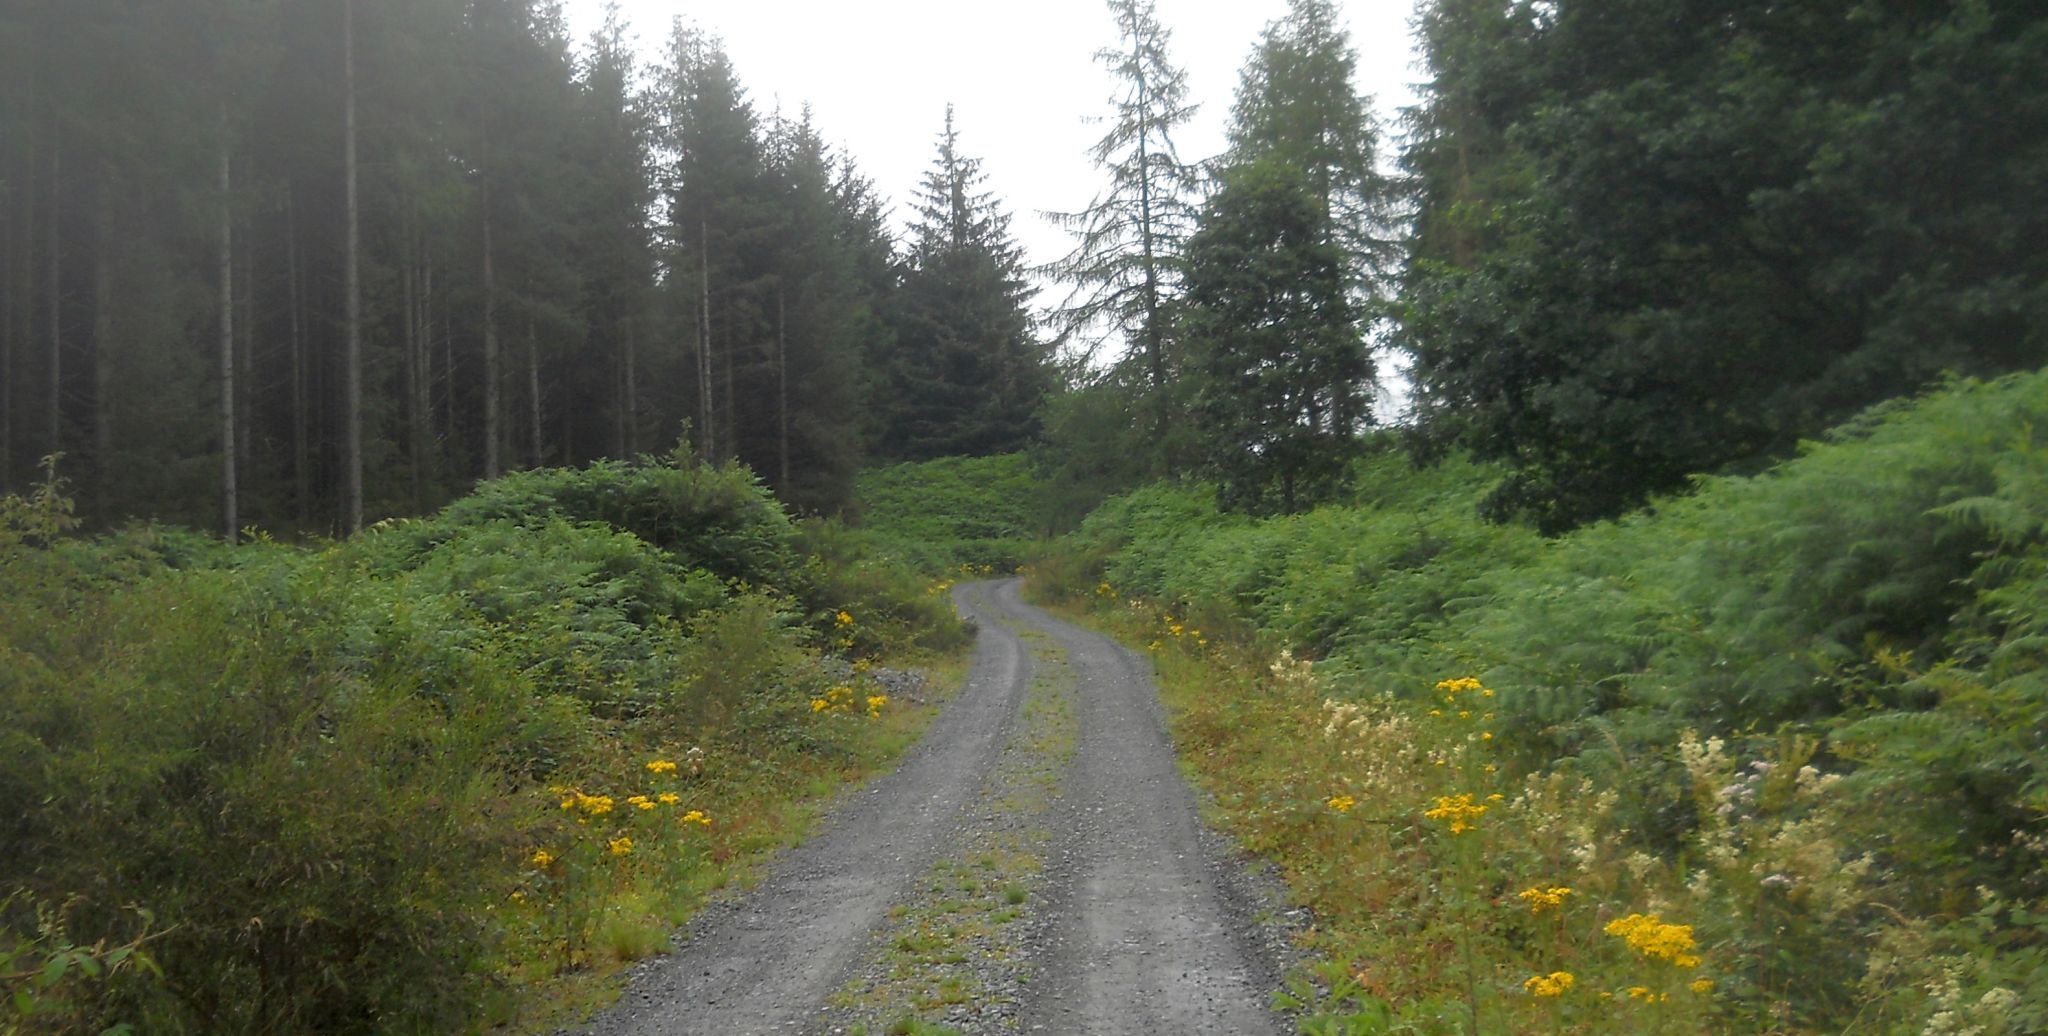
884 108 1048 460
1044 0 1199 445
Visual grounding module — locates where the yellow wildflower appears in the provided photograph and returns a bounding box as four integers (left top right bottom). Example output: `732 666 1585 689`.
1516 886 1573 913
680 810 711 826
1689 979 1715 995
835 610 854 627
606 837 634 856
1424 793 1488 834
530 849 554 868
1605 913 1699 966
1523 971 1574 998
811 698 830 713
657 792 681 805
1326 795 1357 813
646 759 678 774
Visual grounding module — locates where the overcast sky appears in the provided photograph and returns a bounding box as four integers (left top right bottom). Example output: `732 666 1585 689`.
560 0 1424 294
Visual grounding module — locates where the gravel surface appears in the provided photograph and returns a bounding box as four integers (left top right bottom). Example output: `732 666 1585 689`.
573 579 1291 1035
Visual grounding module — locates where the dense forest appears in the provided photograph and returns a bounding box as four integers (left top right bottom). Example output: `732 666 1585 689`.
0 0 1048 534
7 0 2036 536
4 0 2047 1032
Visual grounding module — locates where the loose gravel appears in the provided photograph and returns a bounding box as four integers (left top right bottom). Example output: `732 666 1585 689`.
572 579 1293 1036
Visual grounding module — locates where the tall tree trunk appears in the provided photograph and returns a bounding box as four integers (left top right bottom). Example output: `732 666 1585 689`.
235 194 253 486
622 319 639 456
776 281 788 493
697 216 714 461
342 0 364 533
46 141 61 463
92 165 114 517
287 191 309 525
482 180 501 480
417 257 435 502
526 309 541 469
218 134 238 543
401 224 422 509
1 142 19 494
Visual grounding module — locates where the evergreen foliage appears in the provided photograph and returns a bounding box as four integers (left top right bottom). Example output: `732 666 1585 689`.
1181 157 1370 514
1402 0 2048 530
878 109 1051 461
1042 369 2048 1030
1044 0 1200 465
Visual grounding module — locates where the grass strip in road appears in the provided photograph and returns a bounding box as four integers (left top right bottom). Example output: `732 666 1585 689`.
829 629 1078 1036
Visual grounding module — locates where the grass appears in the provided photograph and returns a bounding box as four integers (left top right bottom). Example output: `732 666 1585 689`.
1024 368 2048 1036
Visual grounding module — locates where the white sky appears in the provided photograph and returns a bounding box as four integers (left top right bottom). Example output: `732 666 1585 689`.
561 0 1423 289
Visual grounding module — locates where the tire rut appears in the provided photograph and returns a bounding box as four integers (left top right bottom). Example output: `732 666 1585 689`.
573 579 1285 1035
575 582 1033 1036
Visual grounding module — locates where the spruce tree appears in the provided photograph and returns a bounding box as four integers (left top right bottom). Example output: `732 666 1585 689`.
884 107 1048 460
1226 0 1392 292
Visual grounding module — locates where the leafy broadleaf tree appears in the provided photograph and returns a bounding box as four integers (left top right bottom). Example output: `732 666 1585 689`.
882 107 1049 460
1044 0 1199 461
1401 0 2048 531
1182 156 1369 515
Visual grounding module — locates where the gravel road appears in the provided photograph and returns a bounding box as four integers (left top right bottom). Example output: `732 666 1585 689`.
575 579 1287 1035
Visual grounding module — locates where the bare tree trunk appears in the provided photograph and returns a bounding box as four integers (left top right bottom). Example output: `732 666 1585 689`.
623 319 639 456
342 0 364 533
92 165 115 517
46 142 61 463
218 133 238 543
526 309 541 469
482 181 501 480
417 257 435 501
401 224 422 509
697 216 714 461
776 281 788 493
1 146 19 494
287 191 309 524
235 194 253 484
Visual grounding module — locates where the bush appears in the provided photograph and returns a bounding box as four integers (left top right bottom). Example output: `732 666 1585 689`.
851 454 1048 572
1040 369 2048 1032
0 450 962 1033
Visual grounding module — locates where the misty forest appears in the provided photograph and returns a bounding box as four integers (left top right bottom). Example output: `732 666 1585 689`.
2 0 2045 1034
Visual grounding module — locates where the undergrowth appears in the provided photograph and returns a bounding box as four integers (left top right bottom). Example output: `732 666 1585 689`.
0 449 967 1034
1030 369 2048 1034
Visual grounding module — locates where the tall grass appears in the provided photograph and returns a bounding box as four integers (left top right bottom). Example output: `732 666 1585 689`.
1033 370 2048 1034
0 451 965 1034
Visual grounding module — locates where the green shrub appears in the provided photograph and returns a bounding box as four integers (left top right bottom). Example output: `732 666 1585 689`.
851 454 1048 572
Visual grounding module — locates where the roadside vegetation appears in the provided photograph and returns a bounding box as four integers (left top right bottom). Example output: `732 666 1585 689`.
1031 370 2048 1035
847 454 1052 575
0 450 966 1034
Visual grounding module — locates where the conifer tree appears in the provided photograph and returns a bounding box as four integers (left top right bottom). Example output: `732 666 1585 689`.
1226 0 1391 291
1045 0 1199 439
1181 156 1367 515
883 108 1048 460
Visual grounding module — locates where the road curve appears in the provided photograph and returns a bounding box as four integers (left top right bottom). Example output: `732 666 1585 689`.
575 579 1284 1035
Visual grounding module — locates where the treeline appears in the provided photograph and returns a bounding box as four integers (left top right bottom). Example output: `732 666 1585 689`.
1043 0 2047 530
0 0 1048 535
4 0 2043 540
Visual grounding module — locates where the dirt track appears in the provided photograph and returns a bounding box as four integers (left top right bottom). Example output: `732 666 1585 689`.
576 578 1286 1035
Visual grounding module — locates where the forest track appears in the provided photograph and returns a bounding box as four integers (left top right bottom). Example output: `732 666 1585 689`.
574 579 1286 1035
